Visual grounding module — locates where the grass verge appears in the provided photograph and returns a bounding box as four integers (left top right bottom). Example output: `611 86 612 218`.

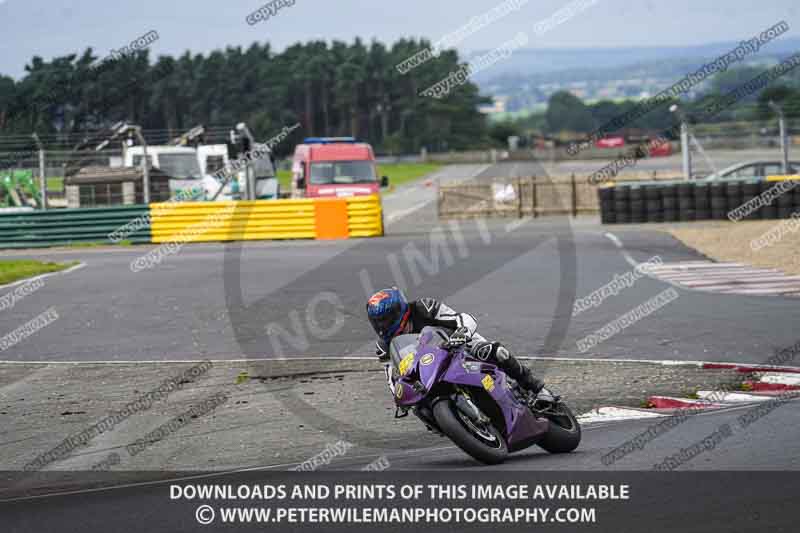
276 169 292 191
276 163 442 193
378 163 442 188
46 176 64 191
41 163 442 197
0 260 77 285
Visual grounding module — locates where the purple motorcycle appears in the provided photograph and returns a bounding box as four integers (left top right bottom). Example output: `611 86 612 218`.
389 326 581 464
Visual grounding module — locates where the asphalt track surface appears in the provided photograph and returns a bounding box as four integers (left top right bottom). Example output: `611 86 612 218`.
2 403 798 533
1 160 797 363
328 399 800 471
2 161 799 531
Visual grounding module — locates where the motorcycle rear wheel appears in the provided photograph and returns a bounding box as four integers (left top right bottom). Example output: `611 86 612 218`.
537 402 581 454
433 398 508 465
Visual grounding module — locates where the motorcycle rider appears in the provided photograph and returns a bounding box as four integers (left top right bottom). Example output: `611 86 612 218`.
366 287 544 395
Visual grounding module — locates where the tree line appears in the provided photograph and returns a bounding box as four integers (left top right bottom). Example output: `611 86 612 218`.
0 39 492 156
504 64 800 141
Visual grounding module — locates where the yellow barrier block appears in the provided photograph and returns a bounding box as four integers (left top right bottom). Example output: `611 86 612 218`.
150 200 317 243
149 196 384 243
346 195 383 237
766 175 800 182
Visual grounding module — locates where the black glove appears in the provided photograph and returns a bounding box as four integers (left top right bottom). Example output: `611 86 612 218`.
376 341 389 363
445 327 471 348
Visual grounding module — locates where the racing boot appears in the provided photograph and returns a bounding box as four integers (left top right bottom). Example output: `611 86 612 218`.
499 352 545 394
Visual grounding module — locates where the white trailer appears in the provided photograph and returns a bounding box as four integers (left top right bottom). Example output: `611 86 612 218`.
125 144 279 201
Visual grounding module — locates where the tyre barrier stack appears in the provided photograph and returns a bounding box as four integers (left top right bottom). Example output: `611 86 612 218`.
598 176 800 224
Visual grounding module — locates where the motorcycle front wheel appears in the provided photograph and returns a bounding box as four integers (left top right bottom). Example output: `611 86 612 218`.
432 397 508 465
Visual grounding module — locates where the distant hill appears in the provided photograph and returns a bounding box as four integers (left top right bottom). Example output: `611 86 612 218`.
469 36 800 82
468 36 800 112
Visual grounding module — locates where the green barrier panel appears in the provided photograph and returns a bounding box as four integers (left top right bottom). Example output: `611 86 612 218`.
0 205 151 248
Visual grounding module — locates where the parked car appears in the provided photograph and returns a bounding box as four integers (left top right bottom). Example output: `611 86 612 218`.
702 160 800 181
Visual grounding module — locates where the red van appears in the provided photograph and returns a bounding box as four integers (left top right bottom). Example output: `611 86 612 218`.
290 137 387 198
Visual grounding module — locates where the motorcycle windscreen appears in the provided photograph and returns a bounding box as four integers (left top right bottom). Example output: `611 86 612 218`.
414 327 452 391
389 334 418 374
390 329 451 405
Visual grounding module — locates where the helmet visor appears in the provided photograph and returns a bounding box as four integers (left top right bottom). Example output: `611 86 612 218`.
368 304 400 338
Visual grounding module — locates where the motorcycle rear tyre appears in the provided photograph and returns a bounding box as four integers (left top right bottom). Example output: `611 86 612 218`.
537 403 582 454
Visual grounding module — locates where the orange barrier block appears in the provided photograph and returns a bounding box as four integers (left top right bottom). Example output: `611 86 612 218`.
314 198 350 239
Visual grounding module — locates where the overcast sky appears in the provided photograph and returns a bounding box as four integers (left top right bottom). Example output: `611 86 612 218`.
0 0 798 78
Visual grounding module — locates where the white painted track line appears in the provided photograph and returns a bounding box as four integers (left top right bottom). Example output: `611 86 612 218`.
605 233 800 298
757 373 800 385
696 391 774 402
577 406 666 423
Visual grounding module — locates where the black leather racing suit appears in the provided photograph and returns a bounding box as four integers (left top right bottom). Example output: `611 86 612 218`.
376 298 543 393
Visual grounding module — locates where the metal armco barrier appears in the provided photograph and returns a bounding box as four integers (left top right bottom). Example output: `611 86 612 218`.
150 195 383 243
598 176 800 224
0 205 151 248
